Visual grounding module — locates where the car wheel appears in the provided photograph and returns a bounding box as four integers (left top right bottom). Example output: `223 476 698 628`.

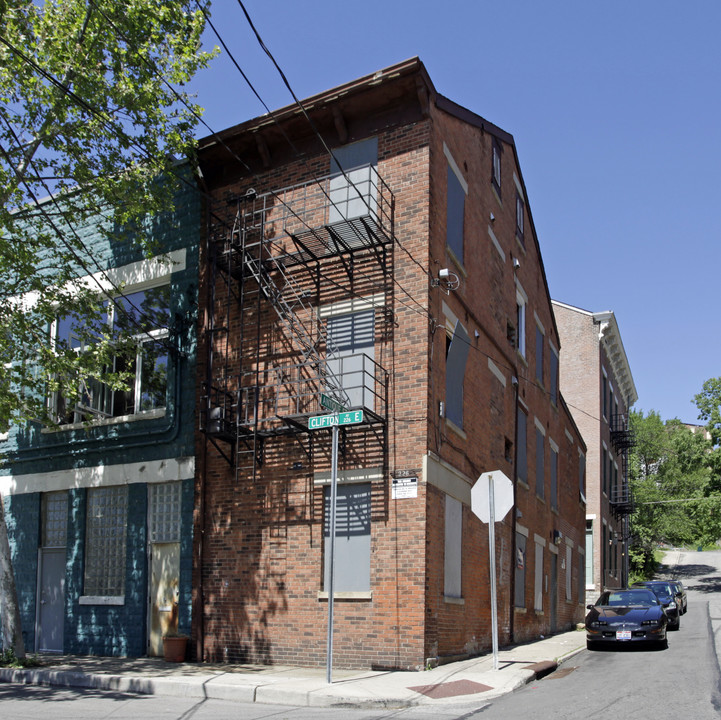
586 640 597 651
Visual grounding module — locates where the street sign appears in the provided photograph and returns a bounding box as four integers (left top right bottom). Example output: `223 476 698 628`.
320 394 345 413
308 410 364 430
471 470 514 524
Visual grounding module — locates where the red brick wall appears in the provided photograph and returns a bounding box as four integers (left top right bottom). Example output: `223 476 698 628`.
193 79 586 670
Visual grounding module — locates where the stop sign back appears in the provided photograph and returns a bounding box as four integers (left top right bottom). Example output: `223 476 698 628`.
471 470 514 523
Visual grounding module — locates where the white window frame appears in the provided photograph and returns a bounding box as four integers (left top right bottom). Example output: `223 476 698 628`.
46 249 184 429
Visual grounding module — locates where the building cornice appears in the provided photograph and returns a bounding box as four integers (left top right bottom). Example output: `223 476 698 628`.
593 311 638 407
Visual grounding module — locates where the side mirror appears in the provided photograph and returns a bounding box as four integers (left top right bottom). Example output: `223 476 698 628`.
586 604 594 610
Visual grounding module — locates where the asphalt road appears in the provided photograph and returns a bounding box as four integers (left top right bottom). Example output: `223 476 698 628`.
1 550 719 720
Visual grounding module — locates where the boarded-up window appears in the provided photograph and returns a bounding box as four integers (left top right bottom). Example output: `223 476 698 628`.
327 309 375 410
535 325 544 385
535 427 545 500
517 407 528 485
515 532 526 608
445 320 470 428
324 483 371 592
446 163 465 262
444 494 462 598
534 540 544 611
566 545 573 601
549 346 559 406
329 137 378 223
550 443 559 511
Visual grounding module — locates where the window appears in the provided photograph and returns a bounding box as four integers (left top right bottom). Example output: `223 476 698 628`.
326 309 375 410
324 483 371 593
534 540 544 611
42 491 68 548
535 324 544 385
602 373 608 420
517 406 528 485
515 531 526 608
491 137 502 197
445 319 470 428
535 424 545 500
148 482 182 544
579 451 586 500
446 161 466 262
550 441 559 511
84 485 127 597
515 191 525 245
516 289 527 358
579 550 586 601
609 386 615 425
549 345 559 407
329 137 378 223
444 494 463 598
53 285 170 424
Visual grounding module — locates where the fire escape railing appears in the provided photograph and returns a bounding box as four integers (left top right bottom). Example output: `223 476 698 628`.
609 413 637 517
200 166 393 468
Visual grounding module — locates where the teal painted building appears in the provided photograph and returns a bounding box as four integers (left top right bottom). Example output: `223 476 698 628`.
1 179 199 658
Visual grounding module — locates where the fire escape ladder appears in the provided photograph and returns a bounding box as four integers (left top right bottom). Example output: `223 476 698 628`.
241 246 350 410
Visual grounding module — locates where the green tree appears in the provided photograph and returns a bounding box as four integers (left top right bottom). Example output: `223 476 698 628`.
0 0 215 658
629 411 716 575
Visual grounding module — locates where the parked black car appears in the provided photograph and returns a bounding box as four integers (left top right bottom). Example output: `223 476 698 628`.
633 581 681 629
585 588 668 650
668 580 687 614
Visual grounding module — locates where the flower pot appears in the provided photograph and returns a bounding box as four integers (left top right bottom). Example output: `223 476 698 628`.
162 635 188 663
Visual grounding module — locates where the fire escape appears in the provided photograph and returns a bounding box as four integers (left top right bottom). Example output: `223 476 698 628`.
200 164 393 481
609 413 636 522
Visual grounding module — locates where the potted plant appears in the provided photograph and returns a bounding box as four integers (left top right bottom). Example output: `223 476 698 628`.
162 632 189 663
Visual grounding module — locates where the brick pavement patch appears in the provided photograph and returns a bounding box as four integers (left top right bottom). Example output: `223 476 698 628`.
407 679 494 698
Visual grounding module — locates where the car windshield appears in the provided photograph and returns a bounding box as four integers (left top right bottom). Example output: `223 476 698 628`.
649 583 672 596
601 590 658 607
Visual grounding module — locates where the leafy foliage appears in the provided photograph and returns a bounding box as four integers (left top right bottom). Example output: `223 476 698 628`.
0 0 215 431
0 646 40 667
629 409 719 574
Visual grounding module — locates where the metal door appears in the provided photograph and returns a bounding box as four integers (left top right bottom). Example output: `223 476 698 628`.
36 491 68 653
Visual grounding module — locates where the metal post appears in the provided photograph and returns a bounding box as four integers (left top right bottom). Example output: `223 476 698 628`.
488 474 499 670
326 422 339 684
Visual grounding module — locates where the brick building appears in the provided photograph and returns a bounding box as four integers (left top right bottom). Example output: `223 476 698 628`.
195 58 587 670
552 302 637 604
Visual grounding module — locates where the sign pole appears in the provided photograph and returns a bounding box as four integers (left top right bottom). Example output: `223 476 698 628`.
488 474 499 671
326 422 339 684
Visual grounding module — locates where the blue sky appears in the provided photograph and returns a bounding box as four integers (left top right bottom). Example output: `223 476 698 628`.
192 0 721 424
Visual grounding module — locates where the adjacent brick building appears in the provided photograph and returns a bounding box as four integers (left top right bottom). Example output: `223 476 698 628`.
194 58 587 670
552 302 637 604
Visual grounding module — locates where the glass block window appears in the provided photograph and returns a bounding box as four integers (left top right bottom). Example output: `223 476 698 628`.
148 481 182 543
85 486 127 596
42 491 68 548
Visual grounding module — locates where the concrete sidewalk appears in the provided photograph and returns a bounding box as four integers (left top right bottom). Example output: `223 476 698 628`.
0 627 587 708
